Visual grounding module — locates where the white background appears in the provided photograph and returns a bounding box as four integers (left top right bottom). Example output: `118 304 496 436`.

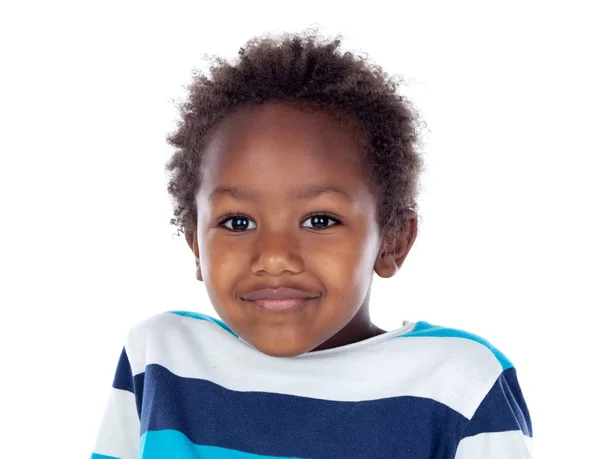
1 1 598 457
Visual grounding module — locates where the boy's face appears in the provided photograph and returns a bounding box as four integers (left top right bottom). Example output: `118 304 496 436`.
187 102 416 357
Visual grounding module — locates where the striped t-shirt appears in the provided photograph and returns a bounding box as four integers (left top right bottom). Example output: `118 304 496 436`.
91 311 533 459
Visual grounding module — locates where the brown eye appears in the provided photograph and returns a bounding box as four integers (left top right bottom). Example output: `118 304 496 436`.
302 215 339 229
220 216 256 232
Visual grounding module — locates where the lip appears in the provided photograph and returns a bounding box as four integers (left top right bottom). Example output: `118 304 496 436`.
240 288 320 312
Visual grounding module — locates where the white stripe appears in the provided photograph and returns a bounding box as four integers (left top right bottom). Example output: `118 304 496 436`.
125 313 503 418
93 388 139 459
455 431 534 458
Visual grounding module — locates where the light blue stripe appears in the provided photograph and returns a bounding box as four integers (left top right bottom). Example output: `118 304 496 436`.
169 310 238 337
91 454 120 459
399 321 513 370
140 429 304 459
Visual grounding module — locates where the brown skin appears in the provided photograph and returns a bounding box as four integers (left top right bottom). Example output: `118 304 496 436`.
185 102 417 358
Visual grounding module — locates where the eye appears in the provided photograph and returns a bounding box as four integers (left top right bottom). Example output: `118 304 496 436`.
301 214 340 230
219 215 257 232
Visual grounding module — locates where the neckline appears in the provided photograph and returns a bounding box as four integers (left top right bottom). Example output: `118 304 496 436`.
238 321 416 359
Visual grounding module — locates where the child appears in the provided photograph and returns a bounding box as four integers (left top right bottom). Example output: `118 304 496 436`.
91 30 532 459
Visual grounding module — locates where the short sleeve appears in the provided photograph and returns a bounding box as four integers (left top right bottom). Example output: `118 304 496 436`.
91 347 141 459
455 367 533 458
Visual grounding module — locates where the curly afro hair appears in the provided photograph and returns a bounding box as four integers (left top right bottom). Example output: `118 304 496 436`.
165 29 424 244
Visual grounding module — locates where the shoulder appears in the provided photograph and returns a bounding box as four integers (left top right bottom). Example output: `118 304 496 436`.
396 321 516 419
126 310 237 341
123 311 238 374
400 321 513 371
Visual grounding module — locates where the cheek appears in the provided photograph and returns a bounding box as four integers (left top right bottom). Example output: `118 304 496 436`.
307 239 375 296
200 235 249 289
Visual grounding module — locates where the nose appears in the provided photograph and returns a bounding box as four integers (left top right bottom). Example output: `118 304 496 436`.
250 229 304 276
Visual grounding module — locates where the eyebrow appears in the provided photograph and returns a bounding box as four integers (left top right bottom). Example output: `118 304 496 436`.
208 185 351 202
208 186 257 202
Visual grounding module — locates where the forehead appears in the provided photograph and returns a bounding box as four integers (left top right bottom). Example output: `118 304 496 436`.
198 103 370 197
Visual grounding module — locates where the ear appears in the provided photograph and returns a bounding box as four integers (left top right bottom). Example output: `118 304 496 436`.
374 210 418 278
185 229 203 282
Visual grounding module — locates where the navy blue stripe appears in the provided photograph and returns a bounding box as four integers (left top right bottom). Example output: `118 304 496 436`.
133 371 145 419
462 367 532 438
138 364 468 459
112 347 134 393
112 347 144 419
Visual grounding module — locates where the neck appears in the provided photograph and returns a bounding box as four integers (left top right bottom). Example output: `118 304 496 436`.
311 302 386 352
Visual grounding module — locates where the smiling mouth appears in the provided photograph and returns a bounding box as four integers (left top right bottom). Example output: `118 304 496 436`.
247 297 319 311
240 288 320 312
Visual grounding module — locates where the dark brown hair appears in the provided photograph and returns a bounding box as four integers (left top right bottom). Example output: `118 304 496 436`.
165 29 424 242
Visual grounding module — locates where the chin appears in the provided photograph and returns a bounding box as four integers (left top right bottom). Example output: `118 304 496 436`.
250 339 315 358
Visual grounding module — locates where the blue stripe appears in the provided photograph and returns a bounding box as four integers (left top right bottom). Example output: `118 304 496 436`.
399 321 513 370
462 367 532 438
140 429 303 459
112 347 134 393
137 364 467 459
112 347 143 418
133 371 145 419
169 310 238 337
91 454 120 459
